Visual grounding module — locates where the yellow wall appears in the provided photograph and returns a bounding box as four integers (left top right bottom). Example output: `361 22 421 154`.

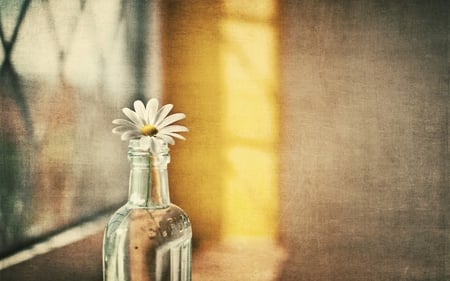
162 0 279 242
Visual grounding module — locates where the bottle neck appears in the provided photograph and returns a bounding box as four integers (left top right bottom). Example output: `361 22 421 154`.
127 140 171 208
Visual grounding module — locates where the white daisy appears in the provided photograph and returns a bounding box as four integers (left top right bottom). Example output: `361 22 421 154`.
112 98 188 151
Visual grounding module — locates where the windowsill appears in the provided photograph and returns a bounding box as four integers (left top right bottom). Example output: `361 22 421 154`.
192 238 286 281
0 219 286 281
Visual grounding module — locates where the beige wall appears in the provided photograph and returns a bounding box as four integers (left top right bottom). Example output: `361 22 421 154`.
279 1 449 280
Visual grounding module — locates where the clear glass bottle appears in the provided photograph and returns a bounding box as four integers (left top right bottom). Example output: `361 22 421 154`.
103 139 192 281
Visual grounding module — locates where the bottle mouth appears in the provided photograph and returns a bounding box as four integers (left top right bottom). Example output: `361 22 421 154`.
128 138 170 165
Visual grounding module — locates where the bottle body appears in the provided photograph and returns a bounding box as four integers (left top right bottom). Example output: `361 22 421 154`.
103 139 192 281
103 203 192 281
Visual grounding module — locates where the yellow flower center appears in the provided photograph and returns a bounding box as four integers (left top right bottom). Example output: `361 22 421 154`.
140 124 158 136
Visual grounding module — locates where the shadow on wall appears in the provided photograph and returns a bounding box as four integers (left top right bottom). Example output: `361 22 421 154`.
0 0 151 258
0 61 33 258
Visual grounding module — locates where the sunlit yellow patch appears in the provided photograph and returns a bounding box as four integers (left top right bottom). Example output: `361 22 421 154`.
163 0 279 242
140 124 158 136
220 0 279 239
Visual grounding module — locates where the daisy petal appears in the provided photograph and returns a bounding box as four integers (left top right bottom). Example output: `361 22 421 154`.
149 138 159 154
139 136 151 150
121 130 141 141
158 125 189 134
157 113 186 129
112 119 136 127
122 108 144 127
165 132 186 140
112 126 138 134
146 98 159 124
154 104 174 126
134 100 147 123
158 134 175 145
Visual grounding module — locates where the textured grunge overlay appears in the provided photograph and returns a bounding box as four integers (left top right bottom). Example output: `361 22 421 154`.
0 1 449 281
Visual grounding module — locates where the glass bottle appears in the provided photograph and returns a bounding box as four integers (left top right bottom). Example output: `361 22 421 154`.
103 139 192 281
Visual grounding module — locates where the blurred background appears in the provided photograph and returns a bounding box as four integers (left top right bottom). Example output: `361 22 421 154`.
0 0 449 280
